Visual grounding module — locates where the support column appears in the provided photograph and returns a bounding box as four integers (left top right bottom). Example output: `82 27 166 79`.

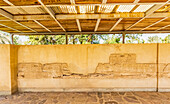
66 34 68 44
11 34 14 44
122 32 125 44
0 44 18 95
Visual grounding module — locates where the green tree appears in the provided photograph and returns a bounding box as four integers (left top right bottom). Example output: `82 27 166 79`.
147 35 162 43
162 35 170 43
13 35 20 45
126 34 145 43
100 34 121 44
24 35 66 45
0 34 11 44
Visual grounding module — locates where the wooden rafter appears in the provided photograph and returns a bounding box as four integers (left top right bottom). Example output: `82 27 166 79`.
102 0 107 4
109 18 123 32
126 1 169 30
3 0 14 6
0 23 21 32
130 0 140 13
112 5 119 13
0 2 169 9
156 24 170 31
3 0 28 14
130 5 139 12
12 31 170 35
33 20 51 32
70 0 75 4
37 0 66 32
76 19 81 32
141 17 168 31
133 0 140 4
94 19 101 32
0 9 36 32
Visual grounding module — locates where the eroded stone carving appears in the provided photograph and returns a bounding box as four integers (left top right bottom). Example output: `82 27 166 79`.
159 63 170 78
18 53 169 79
18 63 69 79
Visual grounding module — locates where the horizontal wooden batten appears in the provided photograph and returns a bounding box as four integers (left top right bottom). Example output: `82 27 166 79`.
12 13 170 21
0 2 169 8
11 31 170 35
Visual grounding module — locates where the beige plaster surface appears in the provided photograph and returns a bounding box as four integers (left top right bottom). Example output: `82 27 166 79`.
158 44 170 92
0 45 11 95
0 44 170 94
17 44 158 91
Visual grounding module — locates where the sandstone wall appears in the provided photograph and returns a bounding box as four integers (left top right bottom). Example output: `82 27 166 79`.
1 44 169 93
17 44 158 92
0 45 11 95
10 45 18 93
0 45 18 95
158 44 170 92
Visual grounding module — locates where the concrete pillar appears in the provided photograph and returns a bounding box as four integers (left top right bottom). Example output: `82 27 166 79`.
0 45 18 95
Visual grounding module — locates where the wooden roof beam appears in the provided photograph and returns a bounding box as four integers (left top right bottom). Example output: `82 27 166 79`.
12 12 170 20
102 0 107 4
130 5 139 12
156 24 170 31
0 23 22 32
133 0 140 4
130 0 140 13
109 18 123 32
1 2 169 9
0 9 36 32
37 0 66 32
94 19 101 32
76 19 81 32
112 5 119 13
141 17 168 31
11 31 170 35
33 20 51 32
126 1 169 30
70 0 75 4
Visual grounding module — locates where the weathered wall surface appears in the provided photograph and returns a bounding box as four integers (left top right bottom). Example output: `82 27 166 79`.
1 44 169 93
0 45 18 95
159 44 170 92
17 44 158 92
0 45 11 95
10 45 18 93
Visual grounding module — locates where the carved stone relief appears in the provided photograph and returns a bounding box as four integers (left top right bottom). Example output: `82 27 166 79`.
18 53 169 79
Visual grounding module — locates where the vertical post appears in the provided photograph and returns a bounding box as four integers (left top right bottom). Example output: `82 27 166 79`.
11 34 14 44
156 43 159 92
122 32 125 44
65 33 68 44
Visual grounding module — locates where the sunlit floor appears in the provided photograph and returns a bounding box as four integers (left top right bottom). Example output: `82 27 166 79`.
0 92 170 104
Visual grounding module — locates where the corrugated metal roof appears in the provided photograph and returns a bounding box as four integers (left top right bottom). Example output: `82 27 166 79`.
117 5 136 12
60 6 77 13
98 5 115 13
3 7 47 14
133 5 154 12
79 5 95 13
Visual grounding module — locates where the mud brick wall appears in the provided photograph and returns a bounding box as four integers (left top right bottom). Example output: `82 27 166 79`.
0 45 18 95
0 44 170 94
158 44 170 92
17 44 159 92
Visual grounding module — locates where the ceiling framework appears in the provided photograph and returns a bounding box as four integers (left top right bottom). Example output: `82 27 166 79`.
0 0 169 34
0 0 37 32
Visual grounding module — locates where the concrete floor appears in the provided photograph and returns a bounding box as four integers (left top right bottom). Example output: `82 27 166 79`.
0 92 170 104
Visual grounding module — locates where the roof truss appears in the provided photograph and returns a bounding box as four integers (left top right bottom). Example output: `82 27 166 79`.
37 0 66 32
